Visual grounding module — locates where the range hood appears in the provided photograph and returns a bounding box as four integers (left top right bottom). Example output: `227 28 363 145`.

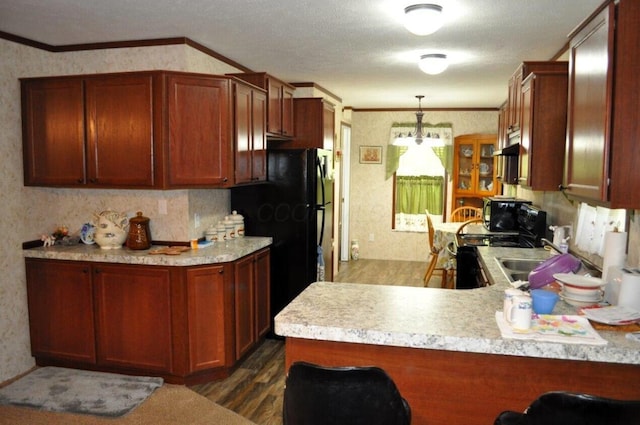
493 143 520 156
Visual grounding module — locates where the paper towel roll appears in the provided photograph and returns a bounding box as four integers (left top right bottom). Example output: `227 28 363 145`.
618 272 640 311
601 231 627 284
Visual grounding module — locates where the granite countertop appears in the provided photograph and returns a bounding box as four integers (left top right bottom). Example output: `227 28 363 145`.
275 247 640 365
23 236 272 266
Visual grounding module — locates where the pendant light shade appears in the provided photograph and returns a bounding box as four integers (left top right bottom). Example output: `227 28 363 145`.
419 53 448 75
403 4 444 36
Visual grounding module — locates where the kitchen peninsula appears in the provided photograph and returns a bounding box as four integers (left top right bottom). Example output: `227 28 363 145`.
275 247 640 425
23 237 271 385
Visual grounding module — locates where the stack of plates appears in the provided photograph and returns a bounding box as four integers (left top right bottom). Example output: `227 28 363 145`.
553 273 604 307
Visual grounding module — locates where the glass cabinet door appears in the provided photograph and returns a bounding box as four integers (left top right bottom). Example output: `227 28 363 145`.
457 143 475 193
477 142 495 193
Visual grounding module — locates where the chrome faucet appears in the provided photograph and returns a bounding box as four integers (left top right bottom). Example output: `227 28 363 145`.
541 238 564 254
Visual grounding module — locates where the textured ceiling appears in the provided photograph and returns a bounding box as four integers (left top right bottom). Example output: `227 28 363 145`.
0 0 604 108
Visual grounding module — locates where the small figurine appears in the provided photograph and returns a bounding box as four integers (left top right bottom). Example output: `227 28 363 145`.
41 234 55 247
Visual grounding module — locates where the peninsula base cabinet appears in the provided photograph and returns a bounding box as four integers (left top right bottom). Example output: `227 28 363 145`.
24 248 270 385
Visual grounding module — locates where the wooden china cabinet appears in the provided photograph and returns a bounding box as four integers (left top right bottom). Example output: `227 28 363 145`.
452 134 499 209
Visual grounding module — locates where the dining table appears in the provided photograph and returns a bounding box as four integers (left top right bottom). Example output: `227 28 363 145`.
432 221 488 270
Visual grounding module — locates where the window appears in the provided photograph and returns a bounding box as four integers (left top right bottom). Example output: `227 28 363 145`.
387 123 453 232
393 144 446 232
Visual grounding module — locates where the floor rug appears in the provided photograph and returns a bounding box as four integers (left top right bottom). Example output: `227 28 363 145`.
0 367 163 418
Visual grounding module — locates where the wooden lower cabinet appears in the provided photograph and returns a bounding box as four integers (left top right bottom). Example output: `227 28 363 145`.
93 264 173 372
24 249 270 384
25 260 96 363
234 248 271 360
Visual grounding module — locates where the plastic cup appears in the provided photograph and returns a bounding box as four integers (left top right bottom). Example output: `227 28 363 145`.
531 289 559 314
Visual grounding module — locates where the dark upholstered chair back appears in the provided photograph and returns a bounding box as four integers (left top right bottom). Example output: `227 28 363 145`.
494 391 640 425
283 361 411 425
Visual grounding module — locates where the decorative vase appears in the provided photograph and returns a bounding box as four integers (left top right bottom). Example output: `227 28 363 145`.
93 210 129 249
351 240 360 261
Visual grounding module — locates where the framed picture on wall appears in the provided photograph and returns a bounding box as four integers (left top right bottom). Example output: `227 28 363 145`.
359 146 382 164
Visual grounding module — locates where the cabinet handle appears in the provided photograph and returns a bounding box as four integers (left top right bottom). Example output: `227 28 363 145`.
219 269 224 274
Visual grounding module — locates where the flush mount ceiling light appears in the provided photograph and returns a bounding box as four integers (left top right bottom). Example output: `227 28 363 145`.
403 4 444 36
419 53 449 75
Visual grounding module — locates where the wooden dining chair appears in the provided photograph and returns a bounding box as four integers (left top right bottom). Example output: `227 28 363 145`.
423 214 454 288
449 206 482 222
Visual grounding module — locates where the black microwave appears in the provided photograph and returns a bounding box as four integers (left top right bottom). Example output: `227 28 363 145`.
482 197 531 232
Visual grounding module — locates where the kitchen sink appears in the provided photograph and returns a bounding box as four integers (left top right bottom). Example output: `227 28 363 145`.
496 257 545 282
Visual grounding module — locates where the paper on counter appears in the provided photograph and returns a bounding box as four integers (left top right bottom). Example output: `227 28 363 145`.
495 312 607 346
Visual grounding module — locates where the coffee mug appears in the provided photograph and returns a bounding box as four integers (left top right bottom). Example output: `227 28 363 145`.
503 288 525 321
506 295 533 330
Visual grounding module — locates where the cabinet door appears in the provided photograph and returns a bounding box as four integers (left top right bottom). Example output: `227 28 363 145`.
267 79 283 135
94 264 172 372
282 84 295 137
186 265 232 372
166 75 231 186
234 83 253 184
254 249 271 339
21 78 85 186
455 141 476 194
25 259 96 363
252 89 267 182
85 74 155 187
477 140 496 194
507 67 523 132
565 4 613 201
234 255 255 360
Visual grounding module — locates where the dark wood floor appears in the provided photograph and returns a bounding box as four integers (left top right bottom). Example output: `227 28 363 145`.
189 258 429 424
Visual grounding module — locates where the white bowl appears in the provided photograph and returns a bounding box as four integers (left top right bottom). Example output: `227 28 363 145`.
561 293 603 307
562 285 603 297
561 288 603 302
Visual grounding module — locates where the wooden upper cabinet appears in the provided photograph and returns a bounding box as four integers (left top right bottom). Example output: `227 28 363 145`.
232 81 267 185
165 74 232 187
21 71 268 189
565 0 640 208
276 98 335 149
85 74 156 187
505 62 570 136
22 74 157 188
519 67 568 191
610 0 640 208
228 72 295 138
565 3 614 202
22 78 86 186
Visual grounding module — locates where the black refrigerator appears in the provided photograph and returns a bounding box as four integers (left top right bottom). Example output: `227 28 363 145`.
230 148 334 324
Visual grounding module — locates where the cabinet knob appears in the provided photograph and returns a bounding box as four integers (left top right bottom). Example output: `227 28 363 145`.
77 178 84 184
219 269 224 274
223 177 228 182
89 178 97 184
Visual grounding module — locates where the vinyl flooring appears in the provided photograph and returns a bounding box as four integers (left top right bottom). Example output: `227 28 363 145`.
189 258 431 425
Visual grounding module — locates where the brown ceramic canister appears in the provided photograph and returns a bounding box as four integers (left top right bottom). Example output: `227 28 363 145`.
127 211 152 250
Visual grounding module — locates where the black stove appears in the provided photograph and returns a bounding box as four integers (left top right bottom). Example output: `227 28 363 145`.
454 204 547 289
456 203 547 249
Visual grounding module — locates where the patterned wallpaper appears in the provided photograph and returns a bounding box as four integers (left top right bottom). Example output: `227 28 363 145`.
0 39 242 383
349 110 499 262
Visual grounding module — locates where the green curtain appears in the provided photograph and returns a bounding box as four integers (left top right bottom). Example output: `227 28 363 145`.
395 175 444 215
385 145 408 180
